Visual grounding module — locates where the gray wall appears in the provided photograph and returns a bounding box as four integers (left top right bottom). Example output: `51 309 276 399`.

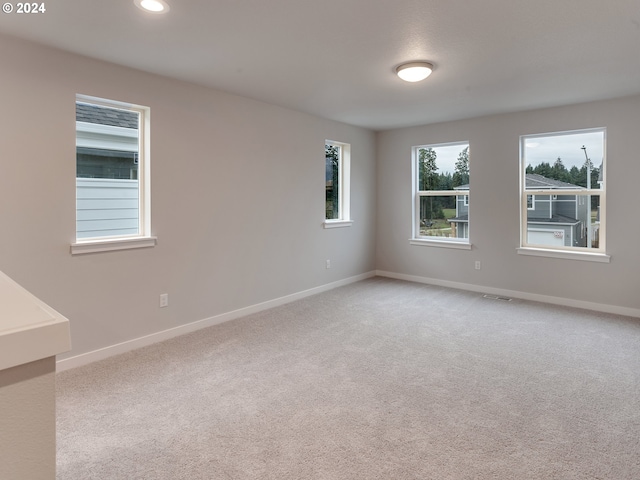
0 358 56 480
0 35 377 360
2 33 639 364
376 95 640 312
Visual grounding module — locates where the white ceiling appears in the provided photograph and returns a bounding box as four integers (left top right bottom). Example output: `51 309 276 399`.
1 0 639 130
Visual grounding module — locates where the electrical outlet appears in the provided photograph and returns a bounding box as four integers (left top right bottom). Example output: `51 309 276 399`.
159 293 169 308
475 261 481 270
326 259 331 269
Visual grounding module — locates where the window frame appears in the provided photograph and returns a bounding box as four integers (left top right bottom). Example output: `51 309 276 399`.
518 127 609 263
410 141 471 249
323 140 352 229
71 94 156 255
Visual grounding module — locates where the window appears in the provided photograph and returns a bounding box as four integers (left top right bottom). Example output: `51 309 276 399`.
324 140 352 228
519 128 607 260
527 195 534 209
411 142 470 248
72 95 155 254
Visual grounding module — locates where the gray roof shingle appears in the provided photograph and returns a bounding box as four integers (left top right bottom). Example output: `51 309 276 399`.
76 103 138 129
525 174 582 189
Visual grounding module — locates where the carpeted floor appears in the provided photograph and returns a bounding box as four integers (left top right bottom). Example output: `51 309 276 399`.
56 277 640 479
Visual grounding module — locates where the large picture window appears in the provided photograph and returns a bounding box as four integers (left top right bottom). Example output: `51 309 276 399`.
520 128 606 256
411 142 470 246
72 95 154 254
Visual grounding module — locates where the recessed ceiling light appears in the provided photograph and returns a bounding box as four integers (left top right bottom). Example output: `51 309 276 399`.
134 0 170 14
396 62 434 82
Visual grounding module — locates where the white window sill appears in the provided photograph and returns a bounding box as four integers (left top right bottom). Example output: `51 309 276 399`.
409 238 472 250
517 247 610 263
71 236 157 255
323 220 354 229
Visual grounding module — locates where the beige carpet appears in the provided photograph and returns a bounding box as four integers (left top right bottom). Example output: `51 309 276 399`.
56 277 640 479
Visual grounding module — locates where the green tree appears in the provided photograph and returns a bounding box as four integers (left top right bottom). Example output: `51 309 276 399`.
418 148 438 190
437 173 454 209
418 148 439 220
438 172 453 190
452 146 469 187
533 161 552 178
568 166 581 185
551 157 570 183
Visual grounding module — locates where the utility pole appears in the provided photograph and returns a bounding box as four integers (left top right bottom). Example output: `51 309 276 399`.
581 146 592 190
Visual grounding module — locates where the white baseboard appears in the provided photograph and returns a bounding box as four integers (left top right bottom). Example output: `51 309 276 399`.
376 270 640 319
57 271 376 371
58 269 637 372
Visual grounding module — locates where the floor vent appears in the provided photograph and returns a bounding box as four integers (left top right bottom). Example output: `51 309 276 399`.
482 294 512 302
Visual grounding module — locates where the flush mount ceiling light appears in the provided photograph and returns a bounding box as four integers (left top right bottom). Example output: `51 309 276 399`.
134 0 170 13
396 62 434 82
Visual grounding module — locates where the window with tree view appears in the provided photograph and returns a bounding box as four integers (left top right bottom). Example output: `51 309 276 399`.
325 140 350 226
520 128 605 253
412 142 470 243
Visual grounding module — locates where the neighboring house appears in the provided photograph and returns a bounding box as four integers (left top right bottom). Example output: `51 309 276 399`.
523 174 589 248
448 174 595 247
447 185 469 239
75 103 141 239
76 103 139 179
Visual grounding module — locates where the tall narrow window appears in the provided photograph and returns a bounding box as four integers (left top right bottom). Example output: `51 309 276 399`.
324 140 351 228
72 95 154 254
411 142 470 246
520 128 606 255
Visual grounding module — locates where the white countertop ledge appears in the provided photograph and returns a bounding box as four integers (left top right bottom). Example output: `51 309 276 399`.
0 270 71 371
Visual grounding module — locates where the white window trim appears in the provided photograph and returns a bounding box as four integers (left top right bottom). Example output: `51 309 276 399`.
73 94 154 254
410 142 471 247
516 247 610 263
71 236 157 255
519 128 606 260
323 220 354 229
324 140 351 228
410 238 472 250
